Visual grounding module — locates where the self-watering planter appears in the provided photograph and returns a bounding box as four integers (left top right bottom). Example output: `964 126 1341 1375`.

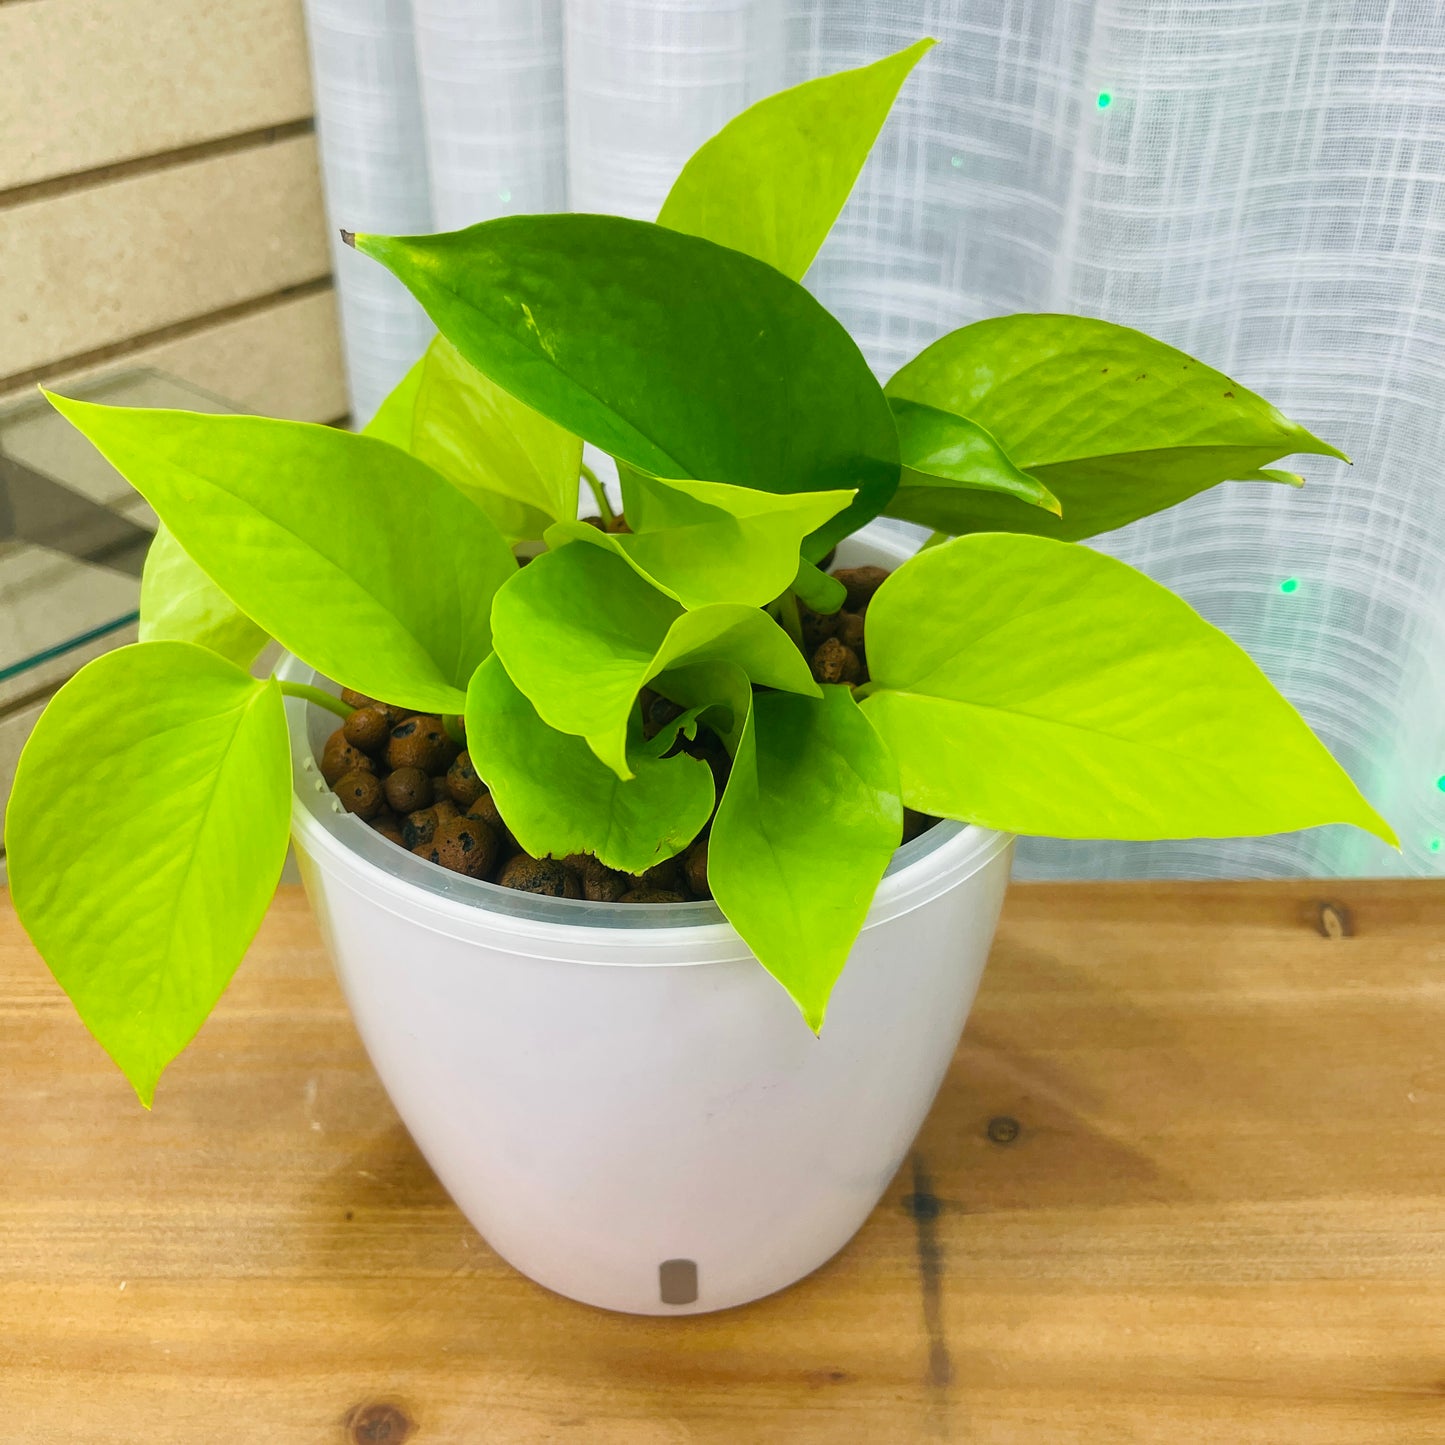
283 531 1013 1315
7 35 1393 1329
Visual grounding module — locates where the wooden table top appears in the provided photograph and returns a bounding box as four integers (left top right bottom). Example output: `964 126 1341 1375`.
2 880 1443 1443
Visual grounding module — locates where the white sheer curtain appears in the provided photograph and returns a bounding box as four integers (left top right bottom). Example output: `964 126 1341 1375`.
301 0 1445 881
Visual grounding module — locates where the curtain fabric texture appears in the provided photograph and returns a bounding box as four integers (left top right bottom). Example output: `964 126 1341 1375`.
301 0 1445 881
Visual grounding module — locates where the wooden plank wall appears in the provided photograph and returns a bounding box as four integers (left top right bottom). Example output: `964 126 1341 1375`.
0 0 347 422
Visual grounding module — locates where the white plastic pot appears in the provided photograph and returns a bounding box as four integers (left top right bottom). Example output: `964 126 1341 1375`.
281 529 1013 1315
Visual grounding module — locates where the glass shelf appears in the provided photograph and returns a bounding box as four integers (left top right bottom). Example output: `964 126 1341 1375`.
0 370 241 688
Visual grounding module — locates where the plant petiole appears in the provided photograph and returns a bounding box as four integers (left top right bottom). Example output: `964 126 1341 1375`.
775 590 805 652
278 681 353 721
442 713 467 747
580 462 616 526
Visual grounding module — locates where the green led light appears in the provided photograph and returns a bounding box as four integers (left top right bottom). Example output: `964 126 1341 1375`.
1279 577 1300 594
1436 775 1445 793
1430 838 1443 854
498 187 512 204
950 154 963 169
1097 91 1112 109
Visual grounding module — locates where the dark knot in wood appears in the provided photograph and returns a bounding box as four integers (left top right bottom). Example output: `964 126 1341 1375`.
987 1116 1021 1145
345 1402 415 1443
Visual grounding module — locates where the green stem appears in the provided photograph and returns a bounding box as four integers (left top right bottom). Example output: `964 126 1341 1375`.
921 529 953 552
580 462 615 526
852 679 878 701
776 590 805 652
442 713 467 747
279 681 352 721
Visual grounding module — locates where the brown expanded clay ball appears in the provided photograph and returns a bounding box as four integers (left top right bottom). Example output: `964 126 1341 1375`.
342 703 393 756
413 815 501 878
464 794 514 851
334 769 383 820
445 751 485 807
811 635 862 686
798 602 839 652
628 855 685 893
497 854 583 898
834 609 866 651
617 888 689 904
683 837 710 898
830 565 890 613
559 853 630 902
682 728 732 791
384 766 432 814
402 807 439 849
385 715 460 774
402 800 457 849
321 728 375 786
340 688 405 716
584 866 629 902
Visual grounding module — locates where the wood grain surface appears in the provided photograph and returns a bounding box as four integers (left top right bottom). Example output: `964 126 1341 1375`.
1 880 1442 1443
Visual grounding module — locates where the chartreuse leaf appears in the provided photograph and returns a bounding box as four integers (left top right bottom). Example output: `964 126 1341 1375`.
657 39 934 280
792 557 847 615
140 524 269 668
889 398 1061 522
490 544 817 778
464 655 714 874
351 215 899 553
4 642 291 1105
548 474 854 608
884 315 1347 540
649 660 754 755
364 333 582 544
46 393 515 716
709 688 903 1030
858 534 1397 844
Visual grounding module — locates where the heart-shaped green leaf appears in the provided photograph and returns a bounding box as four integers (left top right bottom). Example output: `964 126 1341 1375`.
884 315 1346 540
351 215 899 554
888 397 1062 530
709 688 903 1030
47 392 515 716
464 655 714 874
4 642 291 1105
858 534 1396 843
658 38 934 280
548 474 854 608
490 543 817 777
140 524 269 668
365 333 582 544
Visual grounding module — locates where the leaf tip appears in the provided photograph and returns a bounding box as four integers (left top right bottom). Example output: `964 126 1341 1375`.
1293 426 1351 465
128 1064 160 1110
339 228 357 249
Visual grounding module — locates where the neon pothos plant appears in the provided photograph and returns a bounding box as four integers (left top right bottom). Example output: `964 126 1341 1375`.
6 39 1395 1103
